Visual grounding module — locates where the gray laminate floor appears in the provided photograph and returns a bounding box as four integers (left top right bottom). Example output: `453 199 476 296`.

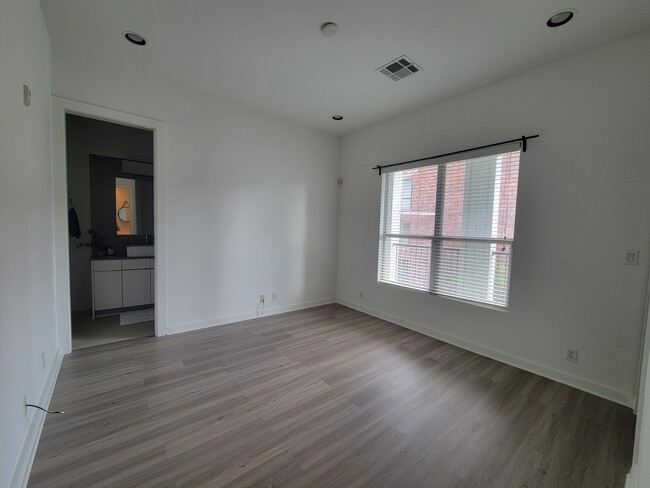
31 304 634 487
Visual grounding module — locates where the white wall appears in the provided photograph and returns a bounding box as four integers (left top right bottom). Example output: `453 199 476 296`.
0 0 60 485
51 52 340 333
337 32 650 407
635 365 650 486
627 280 650 487
66 115 153 311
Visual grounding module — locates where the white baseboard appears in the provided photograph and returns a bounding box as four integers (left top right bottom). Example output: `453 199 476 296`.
337 298 635 408
626 464 637 488
166 298 336 335
11 348 64 488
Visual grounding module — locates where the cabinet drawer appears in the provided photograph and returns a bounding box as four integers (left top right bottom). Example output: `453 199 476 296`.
93 260 122 272
122 258 152 270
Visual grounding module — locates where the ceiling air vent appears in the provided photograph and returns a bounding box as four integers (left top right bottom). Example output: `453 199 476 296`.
377 56 422 81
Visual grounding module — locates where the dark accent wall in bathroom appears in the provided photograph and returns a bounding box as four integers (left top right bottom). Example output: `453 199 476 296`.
89 154 154 257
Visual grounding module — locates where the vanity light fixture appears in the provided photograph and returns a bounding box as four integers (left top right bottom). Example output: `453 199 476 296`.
546 9 576 28
123 31 147 46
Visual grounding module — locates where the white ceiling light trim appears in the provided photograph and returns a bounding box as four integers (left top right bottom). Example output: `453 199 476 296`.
320 22 340 37
122 31 147 46
546 9 577 28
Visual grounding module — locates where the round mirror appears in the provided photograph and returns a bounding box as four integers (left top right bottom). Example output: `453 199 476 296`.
118 206 130 222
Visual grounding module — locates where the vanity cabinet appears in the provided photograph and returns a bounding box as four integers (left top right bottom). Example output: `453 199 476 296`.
92 258 155 317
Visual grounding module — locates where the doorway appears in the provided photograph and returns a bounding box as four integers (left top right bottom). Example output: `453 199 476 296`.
52 97 168 355
66 115 155 348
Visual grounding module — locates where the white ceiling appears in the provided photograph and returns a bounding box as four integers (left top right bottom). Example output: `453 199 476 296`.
40 0 650 135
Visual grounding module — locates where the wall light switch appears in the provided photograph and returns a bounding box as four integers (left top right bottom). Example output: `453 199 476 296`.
623 249 639 266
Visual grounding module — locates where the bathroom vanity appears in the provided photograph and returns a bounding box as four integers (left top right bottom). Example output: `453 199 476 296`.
88 155 156 318
91 257 155 318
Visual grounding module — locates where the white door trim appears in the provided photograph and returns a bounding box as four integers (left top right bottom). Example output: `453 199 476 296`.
51 96 168 353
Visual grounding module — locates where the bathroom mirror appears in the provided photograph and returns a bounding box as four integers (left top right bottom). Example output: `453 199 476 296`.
115 177 154 235
117 206 129 222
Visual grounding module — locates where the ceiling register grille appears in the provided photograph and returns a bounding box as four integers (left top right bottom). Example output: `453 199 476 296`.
377 56 422 81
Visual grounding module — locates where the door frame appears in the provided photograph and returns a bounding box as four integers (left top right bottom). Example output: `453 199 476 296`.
51 96 168 353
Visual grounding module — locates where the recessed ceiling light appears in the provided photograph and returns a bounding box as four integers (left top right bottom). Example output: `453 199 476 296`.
123 31 147 46
321 22 339 37
546 9 576 28
332 115 343 121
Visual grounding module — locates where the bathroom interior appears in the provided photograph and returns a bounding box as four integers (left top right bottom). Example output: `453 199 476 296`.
67 114 155 349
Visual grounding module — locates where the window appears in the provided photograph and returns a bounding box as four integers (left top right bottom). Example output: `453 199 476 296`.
401 180 412 210
378 145 521 308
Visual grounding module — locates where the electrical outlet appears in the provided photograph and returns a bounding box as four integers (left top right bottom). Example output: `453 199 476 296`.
359 291 364 299
565 347 578 363
259 294 265 303
41 352 45 370
272 292 277 301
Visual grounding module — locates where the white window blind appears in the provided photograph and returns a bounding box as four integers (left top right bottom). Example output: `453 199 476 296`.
378 144 521 308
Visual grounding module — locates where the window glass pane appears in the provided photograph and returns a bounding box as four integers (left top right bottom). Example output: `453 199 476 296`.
400 167 437 236
432 240 512 306
441 161 466 237
496 152 520 240
378 237 431 291
441 152 520 239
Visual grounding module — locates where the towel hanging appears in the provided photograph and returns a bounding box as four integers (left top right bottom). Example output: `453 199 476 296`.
68 202 81 239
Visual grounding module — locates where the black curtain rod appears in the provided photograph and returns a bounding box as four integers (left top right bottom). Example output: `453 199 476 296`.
373 134 539 175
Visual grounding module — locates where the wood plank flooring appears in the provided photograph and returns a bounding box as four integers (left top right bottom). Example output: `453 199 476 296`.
29 304 635 487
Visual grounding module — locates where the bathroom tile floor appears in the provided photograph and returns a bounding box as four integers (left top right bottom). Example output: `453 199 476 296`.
71 309 154 349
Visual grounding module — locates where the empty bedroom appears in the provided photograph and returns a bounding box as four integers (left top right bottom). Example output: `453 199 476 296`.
2 0 650 487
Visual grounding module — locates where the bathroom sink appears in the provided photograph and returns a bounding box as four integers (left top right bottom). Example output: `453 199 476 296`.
126 245 155 257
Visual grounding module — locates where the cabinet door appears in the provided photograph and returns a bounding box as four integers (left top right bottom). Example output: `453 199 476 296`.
94 271 123 311
123 269 151 307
